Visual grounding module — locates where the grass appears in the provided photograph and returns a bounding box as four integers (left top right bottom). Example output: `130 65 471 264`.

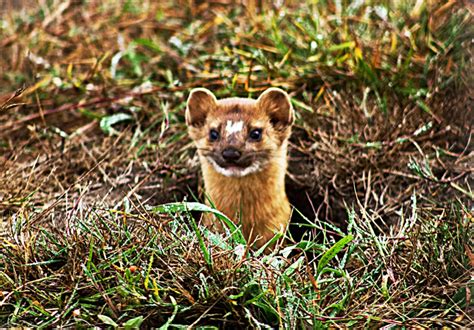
0 0 473 327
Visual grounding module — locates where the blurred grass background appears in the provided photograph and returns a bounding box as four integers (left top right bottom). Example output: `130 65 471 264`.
0 0 472 328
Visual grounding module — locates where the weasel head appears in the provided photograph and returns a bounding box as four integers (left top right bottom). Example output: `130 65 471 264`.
186 87 294 178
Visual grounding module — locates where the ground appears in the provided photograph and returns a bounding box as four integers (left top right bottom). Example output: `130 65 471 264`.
0 1 473 328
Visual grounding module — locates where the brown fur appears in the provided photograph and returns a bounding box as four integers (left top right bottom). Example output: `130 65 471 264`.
186 88 294 248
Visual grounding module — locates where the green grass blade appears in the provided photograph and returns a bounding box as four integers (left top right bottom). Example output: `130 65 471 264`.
317 234 354 274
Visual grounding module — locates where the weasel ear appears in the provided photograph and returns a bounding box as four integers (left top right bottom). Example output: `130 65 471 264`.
186 88 217 127
257 88 294 129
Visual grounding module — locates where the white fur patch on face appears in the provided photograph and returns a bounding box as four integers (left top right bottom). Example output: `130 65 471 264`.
207 157 261 178
225 120 244 135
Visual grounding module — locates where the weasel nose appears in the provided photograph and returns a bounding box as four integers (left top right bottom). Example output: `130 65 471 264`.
222 147 241 161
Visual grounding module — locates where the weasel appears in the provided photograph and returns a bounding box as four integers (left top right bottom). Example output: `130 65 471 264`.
186 87 294 249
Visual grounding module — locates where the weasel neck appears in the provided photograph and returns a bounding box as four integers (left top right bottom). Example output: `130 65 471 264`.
202 157 287 196
198 146 292 248
200 149 288 219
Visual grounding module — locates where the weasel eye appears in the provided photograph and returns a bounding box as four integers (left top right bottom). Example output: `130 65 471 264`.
249 128 263 141
209 129 220 141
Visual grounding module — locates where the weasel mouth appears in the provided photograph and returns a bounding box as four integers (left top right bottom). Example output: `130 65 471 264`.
212 156 253 170
206 157 261 177
221 163 247 169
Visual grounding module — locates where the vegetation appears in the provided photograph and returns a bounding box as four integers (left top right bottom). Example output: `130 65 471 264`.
0 0 472 327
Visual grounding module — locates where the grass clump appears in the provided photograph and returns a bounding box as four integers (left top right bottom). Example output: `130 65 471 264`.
1 199 471 327
0 0 472 327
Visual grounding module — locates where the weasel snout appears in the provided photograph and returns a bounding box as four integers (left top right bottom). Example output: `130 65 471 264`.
221 147 242 162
